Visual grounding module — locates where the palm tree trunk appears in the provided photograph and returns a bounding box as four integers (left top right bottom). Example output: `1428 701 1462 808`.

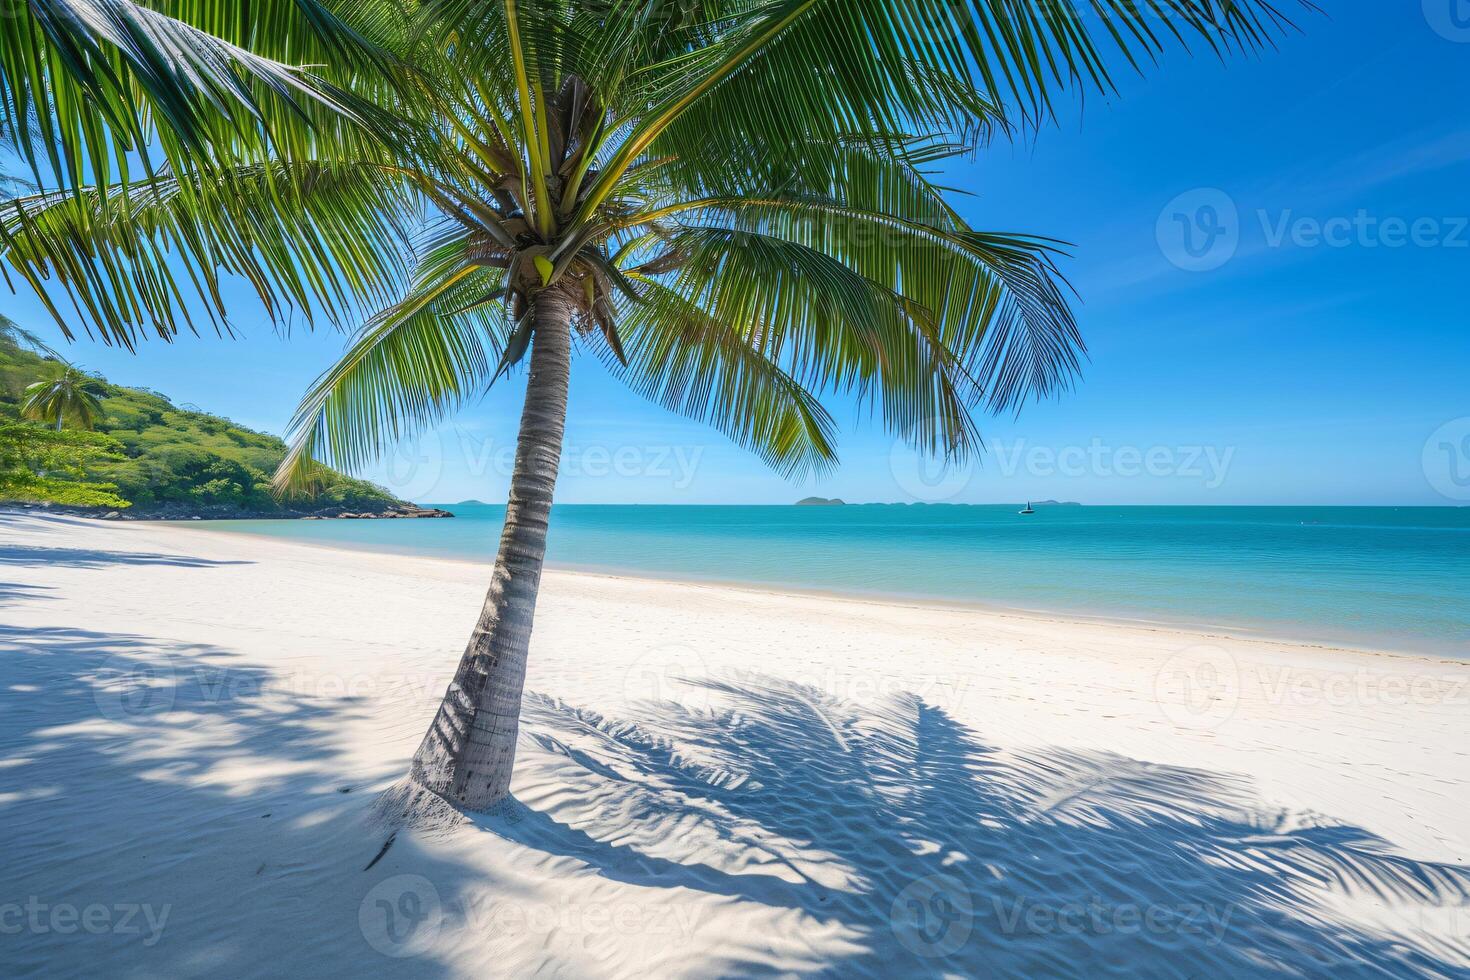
406 289 574 811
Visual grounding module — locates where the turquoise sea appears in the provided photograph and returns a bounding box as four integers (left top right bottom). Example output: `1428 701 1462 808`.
199 505 1470 657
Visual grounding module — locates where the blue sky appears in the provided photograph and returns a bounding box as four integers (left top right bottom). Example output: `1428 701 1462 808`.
8 3 1469 506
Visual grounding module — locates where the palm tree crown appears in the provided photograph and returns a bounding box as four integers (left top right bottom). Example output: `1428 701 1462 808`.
22 366 106 431
2 0 1303 479
0 0 1306 810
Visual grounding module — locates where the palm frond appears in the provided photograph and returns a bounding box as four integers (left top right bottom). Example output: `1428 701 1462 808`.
273 231 509 493
648 196 1085 412
604 276 839 479
0 314 61 358
632 225 980 458
0 160 418 347
0 0 1311 488
580 0 1306 217
1 0 404 190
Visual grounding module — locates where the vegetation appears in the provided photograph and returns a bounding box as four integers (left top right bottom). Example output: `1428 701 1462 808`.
0 332 404 515
0 0 1304 811
22 363 105 430
0 423 131 509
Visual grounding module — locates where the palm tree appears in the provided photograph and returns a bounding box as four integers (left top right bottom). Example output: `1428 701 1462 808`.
0 315 60 359
0 0 1304 811
22 365 106 432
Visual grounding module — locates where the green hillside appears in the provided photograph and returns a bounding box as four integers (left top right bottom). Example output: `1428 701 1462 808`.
0 331 412 517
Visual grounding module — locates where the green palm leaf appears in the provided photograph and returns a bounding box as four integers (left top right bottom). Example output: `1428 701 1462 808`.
1 0 402 191
577 0 1306 220
273 230 509 493
631 225 980 457
0 160 418 347
1 0 1307 472
632 195 1083 412
605 276 839 479
21 363 106 429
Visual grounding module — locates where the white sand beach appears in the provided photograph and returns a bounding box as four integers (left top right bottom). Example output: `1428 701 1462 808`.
1 510 1466 977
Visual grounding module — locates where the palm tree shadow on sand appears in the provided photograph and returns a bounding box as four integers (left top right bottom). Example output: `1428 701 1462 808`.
475 675 1469 978
0 624 479 978
5 622 1466 978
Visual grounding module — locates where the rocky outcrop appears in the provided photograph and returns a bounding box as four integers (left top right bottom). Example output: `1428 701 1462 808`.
333 506 453 520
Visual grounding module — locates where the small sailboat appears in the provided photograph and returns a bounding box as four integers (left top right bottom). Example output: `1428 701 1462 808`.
1019 501 1035 515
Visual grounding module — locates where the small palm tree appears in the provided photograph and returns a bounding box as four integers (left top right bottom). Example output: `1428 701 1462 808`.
22 366 106 432
0 0 1303 811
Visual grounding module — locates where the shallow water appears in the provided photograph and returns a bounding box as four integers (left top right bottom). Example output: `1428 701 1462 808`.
199 504 1470 657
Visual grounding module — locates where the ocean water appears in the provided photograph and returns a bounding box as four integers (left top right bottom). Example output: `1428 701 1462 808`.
198 505 1470 657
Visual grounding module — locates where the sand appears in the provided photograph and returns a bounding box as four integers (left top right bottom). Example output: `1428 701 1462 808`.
1 509 1466 977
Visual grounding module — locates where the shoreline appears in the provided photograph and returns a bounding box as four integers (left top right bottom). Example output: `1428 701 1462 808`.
4 509 1467 975
171 515 1465 666
1 502 454 522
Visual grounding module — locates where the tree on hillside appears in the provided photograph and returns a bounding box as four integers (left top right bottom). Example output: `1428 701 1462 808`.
0 423 130 509
0 0 1306 811
21 365 106 431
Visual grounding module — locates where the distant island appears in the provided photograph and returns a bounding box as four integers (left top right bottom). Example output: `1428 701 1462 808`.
455 499 490 506
792 498 1080 507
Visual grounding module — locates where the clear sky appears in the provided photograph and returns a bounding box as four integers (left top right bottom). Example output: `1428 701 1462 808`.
7 3 1469 506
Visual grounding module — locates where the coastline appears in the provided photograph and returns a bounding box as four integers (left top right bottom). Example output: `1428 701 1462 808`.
2 501 454 522
179 514 1466 665
4 510 1467 976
